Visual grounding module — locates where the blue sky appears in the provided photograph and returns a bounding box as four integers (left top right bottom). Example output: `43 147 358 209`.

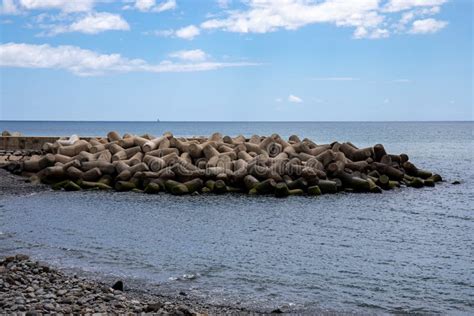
0 0 472 121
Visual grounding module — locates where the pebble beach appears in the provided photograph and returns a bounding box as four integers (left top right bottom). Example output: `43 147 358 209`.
1 254 197 314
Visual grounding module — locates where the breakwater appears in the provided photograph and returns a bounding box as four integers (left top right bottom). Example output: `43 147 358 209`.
3 131 442 196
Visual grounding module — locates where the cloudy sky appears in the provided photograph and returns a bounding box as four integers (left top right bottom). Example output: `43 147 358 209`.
0 0 472 121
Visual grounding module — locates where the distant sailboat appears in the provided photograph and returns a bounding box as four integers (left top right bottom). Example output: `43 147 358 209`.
156 118 160 122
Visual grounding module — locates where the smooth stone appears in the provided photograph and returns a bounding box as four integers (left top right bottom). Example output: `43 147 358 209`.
145 303 163 312
57 289 67 296
43 293 56 299
15 254 29 261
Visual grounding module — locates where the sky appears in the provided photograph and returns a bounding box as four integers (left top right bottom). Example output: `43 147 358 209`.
0 0 472 121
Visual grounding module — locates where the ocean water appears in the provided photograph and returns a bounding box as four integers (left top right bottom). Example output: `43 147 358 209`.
0 121 473 314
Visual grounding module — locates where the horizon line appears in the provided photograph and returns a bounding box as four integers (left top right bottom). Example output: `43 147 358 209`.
0 119 474 123
0 120 473 123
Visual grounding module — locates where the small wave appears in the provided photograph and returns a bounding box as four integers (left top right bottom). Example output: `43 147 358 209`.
169 273 200 282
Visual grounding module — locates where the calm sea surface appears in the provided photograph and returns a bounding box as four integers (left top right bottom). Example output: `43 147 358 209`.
0 121 473 314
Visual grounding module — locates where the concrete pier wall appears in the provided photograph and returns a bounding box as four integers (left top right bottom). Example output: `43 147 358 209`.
0 136 92 151
0 136 203 151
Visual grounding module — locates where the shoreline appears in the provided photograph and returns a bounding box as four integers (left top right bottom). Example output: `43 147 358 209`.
0 168 49 197
0 170 278 315
0 168 261 315
0 254 256 315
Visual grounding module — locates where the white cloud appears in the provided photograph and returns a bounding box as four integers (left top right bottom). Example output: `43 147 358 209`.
201 0 384 39
17 0 96 13
154 0 176 12
395 6 441 32
132 0 176 13
200 0 449 39
384 0 447 13
151 25 201 40
134 0 155 11
288 94 303 103
3 0 175 14
401 6 440 23
354 27 389 39
69 12 129 34
44 12 130 35
275 98 282 102
175 25 200 40
0 0 19 14
409 18 447 34
400 10 416 25
0 42 258 76
169 49 208 62
370 28 390 39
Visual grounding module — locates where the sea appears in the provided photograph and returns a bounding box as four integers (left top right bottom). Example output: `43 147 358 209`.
0 121 473 314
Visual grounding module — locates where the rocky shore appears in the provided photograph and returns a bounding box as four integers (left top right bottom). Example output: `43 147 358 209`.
0 168 48 197
0 254 252 315
0 171 272 315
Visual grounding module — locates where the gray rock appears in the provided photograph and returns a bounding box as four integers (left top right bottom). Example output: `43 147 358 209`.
145 302 163 312
57 289 67 296
35 288 45 295
60 297 74 304
43 293 56 299
15 254 30 261
43 303 55 311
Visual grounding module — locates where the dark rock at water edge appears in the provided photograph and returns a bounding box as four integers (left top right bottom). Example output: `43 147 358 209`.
112 280 124 291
